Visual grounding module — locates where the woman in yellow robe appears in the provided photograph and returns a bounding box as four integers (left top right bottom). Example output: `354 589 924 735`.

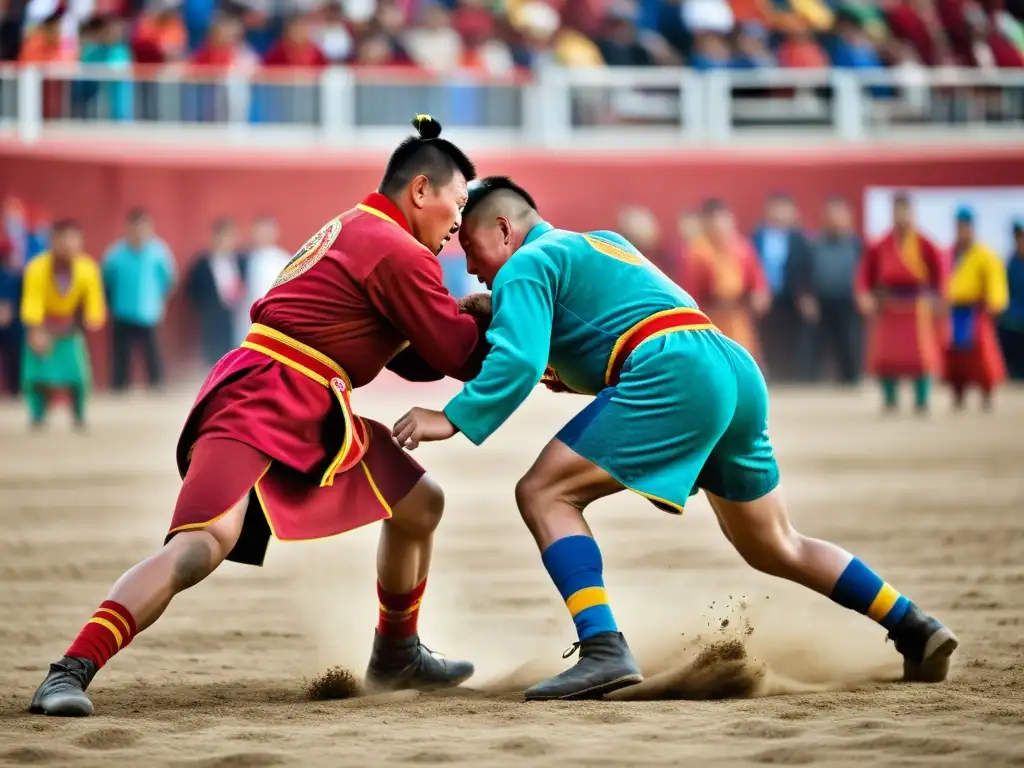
944 208 1009 411
21 220 106 429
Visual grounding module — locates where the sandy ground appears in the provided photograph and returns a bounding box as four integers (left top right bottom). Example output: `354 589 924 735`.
0 379 1022 767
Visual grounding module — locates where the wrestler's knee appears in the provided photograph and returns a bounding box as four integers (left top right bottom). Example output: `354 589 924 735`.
721 495 804 576
514 469 565 526
166 532 221 592
389 475 445 536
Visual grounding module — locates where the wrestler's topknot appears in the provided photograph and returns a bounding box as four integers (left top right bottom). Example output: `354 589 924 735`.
378 114 476 199
463 176 538 220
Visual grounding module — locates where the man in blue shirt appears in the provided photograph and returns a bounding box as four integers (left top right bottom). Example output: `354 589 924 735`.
999 220 1024 381
102 208 176 391
751 193 814 382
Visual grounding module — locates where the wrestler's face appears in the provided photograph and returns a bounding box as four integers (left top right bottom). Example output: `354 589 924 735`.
411 171 469 255
459 213 512 290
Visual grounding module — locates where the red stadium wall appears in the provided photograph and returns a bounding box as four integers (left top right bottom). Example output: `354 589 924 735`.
2 140 1023 389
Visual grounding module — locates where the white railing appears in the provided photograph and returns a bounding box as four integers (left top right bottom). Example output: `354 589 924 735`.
1 64 1024 148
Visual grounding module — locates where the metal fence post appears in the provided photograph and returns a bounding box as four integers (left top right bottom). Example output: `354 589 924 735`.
531 64 572 150
704 71 732 144
320 67 355 147
680 69 703 143
832 70 865 141
17 67 42 144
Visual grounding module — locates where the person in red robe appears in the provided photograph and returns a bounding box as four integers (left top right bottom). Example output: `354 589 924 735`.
680 199 771 365
30 116 491 717
855 192 948 415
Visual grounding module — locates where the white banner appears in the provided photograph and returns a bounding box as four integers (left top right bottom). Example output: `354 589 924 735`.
864 187 1024 262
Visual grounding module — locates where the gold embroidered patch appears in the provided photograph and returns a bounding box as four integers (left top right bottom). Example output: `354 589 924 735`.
583 234 644 265
272 217 343 288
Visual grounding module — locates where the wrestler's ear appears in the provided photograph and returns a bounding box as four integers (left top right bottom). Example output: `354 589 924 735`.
497 216 511 246
409 174 431 208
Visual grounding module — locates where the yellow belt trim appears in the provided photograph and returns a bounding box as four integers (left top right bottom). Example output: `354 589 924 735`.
88 616 123 649
242 323 352 390
565 586 609 617
867 583 900 622
604 308 715 386
97 607 131 636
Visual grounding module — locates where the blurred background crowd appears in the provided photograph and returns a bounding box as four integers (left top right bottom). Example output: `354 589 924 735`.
3 0 1024 75
2 189 1023 398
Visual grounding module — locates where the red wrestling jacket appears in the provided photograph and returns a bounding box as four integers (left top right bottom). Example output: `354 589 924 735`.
176 192 483 482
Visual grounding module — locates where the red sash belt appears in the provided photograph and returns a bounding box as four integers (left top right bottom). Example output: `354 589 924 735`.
604 308 716 387
241 323 368 486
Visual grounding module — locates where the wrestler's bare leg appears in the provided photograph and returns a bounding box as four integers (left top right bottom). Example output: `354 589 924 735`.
107 499 247 631
514 439 643 701
376 475 444 595
29 497 249 716
703 487 958 682
365 475 475 692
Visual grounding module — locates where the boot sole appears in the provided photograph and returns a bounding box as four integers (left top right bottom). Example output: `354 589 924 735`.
525 673 644 702
363 668 476 695
29 693 94 717
904 629 959 683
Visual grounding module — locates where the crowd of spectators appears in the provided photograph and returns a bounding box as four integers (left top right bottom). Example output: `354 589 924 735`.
5 191 1023 397
2 0 1024 77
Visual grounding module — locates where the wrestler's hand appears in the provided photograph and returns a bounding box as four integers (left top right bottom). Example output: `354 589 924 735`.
393 407 457 451
458 292 492 319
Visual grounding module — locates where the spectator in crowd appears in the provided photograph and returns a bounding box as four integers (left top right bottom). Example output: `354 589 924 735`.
0 233 22 396
263 14 328 67
732 22 776 68
132 0 188 63
594 1 658 65
191 11 256 69
777 25 829 68
855 192 946 415
102 208 176 392
18 9 76 62
186 217 247 366
307 1 354 63
79 15 133 121
618 205 668 273
244 215 289 309
20 219 106 431
999 219 1024 380
801 196 863 385
831 11 886 70
680 198 770 362
752 192 813 383
404 2 463 70
665 209 703 287
944 206 1009 411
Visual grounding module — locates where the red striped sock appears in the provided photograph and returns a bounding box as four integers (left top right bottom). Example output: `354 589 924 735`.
65 600 138 670
377 580 426 639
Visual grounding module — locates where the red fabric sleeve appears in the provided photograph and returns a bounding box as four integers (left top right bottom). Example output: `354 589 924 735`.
365 249 482 379
855 239 878 295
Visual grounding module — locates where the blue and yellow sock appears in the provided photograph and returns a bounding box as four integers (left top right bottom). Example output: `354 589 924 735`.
830 557 911 631
540 535 618 642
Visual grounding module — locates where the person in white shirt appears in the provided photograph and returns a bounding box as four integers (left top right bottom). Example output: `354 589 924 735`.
244 216 290 314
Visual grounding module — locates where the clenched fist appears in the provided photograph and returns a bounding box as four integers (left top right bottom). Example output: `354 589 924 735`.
458 292 492 320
